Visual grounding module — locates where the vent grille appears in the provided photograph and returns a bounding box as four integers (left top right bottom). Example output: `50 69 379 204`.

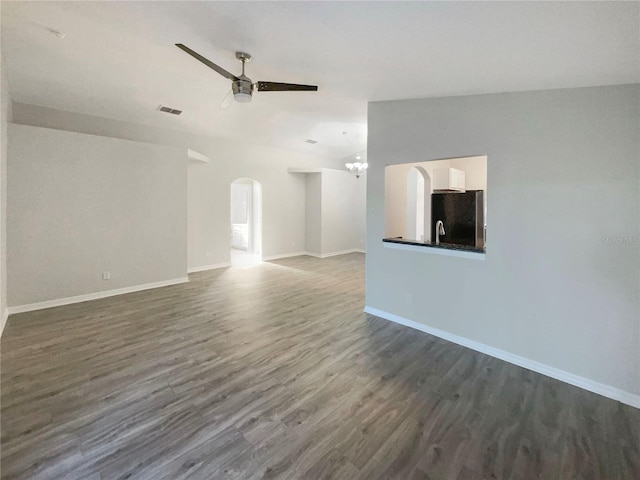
157 105 183 115
305 139 318 144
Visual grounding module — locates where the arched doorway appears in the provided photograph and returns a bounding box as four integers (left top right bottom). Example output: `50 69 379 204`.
230 178 262 266
406 167 432 242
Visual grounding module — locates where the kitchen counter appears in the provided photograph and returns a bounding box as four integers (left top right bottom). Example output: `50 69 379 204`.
382 237 485 254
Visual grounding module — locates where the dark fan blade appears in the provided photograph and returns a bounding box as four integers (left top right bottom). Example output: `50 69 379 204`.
256 81 318 92
176 44 238 81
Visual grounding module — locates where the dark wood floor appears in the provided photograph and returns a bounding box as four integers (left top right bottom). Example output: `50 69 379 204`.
1 253 639 479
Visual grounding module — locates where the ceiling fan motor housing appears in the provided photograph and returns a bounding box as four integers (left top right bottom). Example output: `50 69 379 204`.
232 75 253 102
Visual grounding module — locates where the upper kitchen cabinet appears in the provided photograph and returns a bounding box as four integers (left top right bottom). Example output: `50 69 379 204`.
433 167 465 192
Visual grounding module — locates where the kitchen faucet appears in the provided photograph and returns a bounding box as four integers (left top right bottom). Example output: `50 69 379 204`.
435 220 445 245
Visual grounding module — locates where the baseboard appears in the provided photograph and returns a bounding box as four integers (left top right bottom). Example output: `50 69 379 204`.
0 307 8 338
265 250 365 261
305 249 366 259
188 250 367 266
187 263 231 273
188 250 366 266
363 305 640 409
319 249 364 258
262 251 308 261
7 277 190 315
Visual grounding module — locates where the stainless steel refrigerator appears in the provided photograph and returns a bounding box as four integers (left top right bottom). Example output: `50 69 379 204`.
431 190 485 249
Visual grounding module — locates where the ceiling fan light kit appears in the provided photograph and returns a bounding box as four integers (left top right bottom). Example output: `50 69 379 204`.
233 92 253 103
176 44 318 106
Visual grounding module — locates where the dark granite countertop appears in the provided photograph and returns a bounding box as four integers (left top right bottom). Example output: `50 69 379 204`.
383 237 486 254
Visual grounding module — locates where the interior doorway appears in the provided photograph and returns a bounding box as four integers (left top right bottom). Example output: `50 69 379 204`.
230 178 262 267
406 167 432 242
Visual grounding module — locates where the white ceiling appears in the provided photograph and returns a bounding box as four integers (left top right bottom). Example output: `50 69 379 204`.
2 1 638 160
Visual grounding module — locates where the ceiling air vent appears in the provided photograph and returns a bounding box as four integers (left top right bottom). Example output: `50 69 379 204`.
157 105 183 115
305 139 318 144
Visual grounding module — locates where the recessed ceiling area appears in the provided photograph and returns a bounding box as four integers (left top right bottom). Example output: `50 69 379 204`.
1 1 638 160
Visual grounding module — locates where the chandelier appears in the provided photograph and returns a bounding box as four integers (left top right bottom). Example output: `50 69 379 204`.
342 130 368 178
345 162 368 179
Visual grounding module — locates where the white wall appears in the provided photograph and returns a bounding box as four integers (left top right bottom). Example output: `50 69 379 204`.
11 103 345 268
353 172 367 252
449 156 487 190
189 154 308 265
367 84 640 402
296 168 367 256
320 168 366 254
305 174 322 255
8 124 187 306
0 55 12 334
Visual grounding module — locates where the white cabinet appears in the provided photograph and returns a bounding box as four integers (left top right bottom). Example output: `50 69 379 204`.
433 168 465 192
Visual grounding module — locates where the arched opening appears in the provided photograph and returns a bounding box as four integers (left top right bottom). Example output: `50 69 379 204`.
406 167 432 242
230 178 262 267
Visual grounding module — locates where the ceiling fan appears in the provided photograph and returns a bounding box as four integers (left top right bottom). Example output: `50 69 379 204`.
176 44 318 107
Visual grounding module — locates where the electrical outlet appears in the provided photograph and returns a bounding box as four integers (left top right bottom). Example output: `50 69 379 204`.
102 271 111 280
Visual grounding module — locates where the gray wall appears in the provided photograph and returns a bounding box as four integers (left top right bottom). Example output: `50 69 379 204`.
0 55 12 332
8 124 187 306
366 84 640 398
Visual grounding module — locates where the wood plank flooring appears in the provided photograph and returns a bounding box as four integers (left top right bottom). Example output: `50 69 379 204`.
1 253 639 479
